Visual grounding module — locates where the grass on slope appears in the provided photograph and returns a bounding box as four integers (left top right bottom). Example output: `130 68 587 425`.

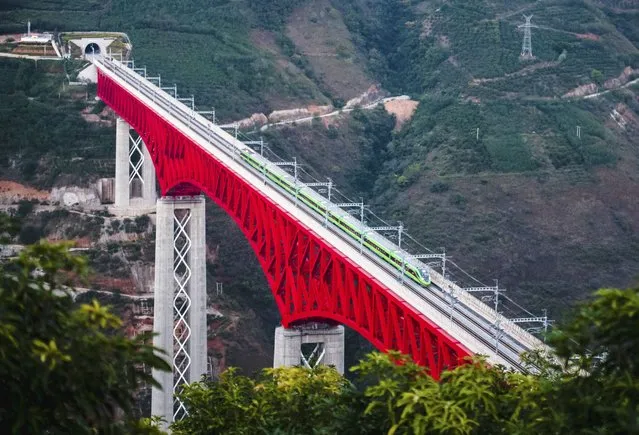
333 0 637 182
0 58 113 187
0 0 326 120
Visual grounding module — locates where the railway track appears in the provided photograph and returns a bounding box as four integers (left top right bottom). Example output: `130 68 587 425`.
98 57 543 372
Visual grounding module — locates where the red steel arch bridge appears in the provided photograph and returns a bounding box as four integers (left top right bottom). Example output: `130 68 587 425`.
93 56 548 426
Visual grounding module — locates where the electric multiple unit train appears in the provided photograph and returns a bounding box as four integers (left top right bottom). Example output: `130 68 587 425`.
237 147 432 288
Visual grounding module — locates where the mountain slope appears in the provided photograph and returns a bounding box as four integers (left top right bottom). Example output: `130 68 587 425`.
1 0 639 369
328 0 639 311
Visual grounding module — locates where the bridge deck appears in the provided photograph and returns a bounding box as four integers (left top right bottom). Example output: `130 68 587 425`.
95 57 548 373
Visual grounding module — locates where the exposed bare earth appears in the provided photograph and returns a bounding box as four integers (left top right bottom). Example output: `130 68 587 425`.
286 0 373 100
384 99 419 130
391 92 639 313
0 181 49 203
90 275 138 295
575 33 601 41
80 105 114 126
222 87 403 130
563 67 639 98
250 30 279 55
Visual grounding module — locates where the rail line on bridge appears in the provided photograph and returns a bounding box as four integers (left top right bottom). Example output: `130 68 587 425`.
94 57 551 426
95 56 549 371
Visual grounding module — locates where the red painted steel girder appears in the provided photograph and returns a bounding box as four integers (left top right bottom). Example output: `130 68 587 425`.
97 69 470 378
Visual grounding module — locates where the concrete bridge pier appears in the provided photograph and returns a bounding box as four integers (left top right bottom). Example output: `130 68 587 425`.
273 324 345 374
114 116 157 214
151 195 207 426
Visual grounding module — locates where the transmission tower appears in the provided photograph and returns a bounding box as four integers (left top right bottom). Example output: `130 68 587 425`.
520 15 534 59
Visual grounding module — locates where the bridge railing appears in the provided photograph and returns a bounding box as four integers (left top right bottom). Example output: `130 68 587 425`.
96 55 550 366
429 270 547 353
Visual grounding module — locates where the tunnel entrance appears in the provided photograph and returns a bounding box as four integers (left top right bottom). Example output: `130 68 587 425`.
84 43 100 56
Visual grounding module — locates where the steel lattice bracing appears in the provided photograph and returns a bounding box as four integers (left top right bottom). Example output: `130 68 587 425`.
114 118 157 209
152 196 206 425
128 134 145 184
97 69 469 379
521 15 534 58
172 209 192 420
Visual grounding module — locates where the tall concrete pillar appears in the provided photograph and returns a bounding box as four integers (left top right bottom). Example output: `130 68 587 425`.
187 196 207 383
152 195 207 427
274 327 302 369
142 142 157 206
113 116 156 213
114 117 130 208
273 324 345 374
151 199 174 423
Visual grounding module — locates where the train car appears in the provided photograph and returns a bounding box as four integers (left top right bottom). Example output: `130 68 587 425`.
239 148 431 288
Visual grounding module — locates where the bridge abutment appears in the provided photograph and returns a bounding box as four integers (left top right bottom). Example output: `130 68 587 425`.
113 116 157 215
152 195 207 426
273 324 345 374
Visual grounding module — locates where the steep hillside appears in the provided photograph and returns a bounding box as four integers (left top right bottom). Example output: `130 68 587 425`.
0 0 334 120
228 0 639 314
1 0 639 372
0 59 114 188
0 57 390 375
328 0 639 311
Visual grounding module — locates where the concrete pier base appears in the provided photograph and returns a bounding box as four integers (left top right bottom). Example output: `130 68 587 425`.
151 195 207 427
113 116 157 214
273 324 345 374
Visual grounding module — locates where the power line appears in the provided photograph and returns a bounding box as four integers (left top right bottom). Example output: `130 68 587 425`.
133 62 546 329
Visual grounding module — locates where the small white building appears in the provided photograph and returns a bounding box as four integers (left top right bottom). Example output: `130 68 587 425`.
20 33 52 43
20 21 53 43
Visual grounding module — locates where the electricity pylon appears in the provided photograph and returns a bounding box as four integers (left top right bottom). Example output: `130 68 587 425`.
520 15 534 59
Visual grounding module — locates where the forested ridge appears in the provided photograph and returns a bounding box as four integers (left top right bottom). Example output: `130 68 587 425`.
1 216 638 434
0 0 638 384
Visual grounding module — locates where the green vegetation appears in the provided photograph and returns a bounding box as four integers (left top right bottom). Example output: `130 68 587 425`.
1 0 634 178
16 208 105 244
1 0 639 391
248 0 304 30
349 107 396 194
380 97 615 180
0 58 113 187
171 286 639 435
262 106 395 198
333 0 636 179
0 218 169 433
1 209 639 434
0 0 328 120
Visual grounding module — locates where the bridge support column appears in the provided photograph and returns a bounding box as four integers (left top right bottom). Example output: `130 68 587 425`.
113 116 156 214
273 324 344 374
142 142 157 206
114 117 129 208
152 195 207 427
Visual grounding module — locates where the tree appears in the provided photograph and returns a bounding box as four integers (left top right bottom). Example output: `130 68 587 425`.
354 351 543 435
591 69 604 85
350 106 396 194
171 286 639 435
0 225 170 433
532 287 639 434
171 365 364 435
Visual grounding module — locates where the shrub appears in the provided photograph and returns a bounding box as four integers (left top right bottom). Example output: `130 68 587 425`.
19 224 43 245
430 181 450 193
326 125 339 139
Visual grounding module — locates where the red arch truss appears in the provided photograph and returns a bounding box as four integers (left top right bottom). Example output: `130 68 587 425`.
97 69 470 378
